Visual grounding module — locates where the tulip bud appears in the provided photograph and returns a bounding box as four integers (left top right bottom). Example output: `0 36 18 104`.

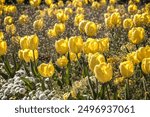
28 34 39 50
20 36 29 49
0 40 7 56
56 56 68 67
29 0 41 7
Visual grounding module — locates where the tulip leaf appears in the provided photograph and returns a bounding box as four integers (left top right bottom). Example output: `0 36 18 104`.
0 71 9 80
20 77 36 91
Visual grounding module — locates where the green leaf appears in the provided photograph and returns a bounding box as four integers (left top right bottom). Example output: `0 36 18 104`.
20 77 36 91
0 71 9 80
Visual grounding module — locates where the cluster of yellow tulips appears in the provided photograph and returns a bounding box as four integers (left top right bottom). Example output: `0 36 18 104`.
0 0 150 100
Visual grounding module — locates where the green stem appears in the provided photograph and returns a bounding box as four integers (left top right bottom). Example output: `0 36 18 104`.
87 77 96 99
100 84 106 100
106 84 110 100
125 78 130 100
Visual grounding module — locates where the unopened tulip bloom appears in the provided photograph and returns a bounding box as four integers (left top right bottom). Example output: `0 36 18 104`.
0 41 7 56
20 36 29 49
56 56 68 67
28 34 39 50
33 18 44 31
18 15 29 25
29 0 41 7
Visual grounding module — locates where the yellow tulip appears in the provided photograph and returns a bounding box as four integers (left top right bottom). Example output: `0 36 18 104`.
47 29 57 38
58 0 64 7
55 38 68 55
29 0 41 7
109 0 117 4
88 53 105 72
20 36 29 49
141 58 150 75
126 52 140 64
23 49 38 63
98 38 110 53
0 0 5 4
18 49 24 60
100 0 107 6
33 18 44 31
94 63 113 83
64 8 73 15
56 12 69 23
18 15 29 25
56 56 68 67
136 46 150 62
76 7 84 14
84 38 99 54
4 16 13 25
128 4 138 14
133 14 143 26
45 0 53 6
0 40 7 56
28 34 39 50
5 24 16 35
105 17 113 29
38 62 55 77
110 12 121 27
0 31 4 41
123 18 133 29
68 36 83 54
72 0 82 7
63 92 70 100
142 13 150 26
16 0 24 4
119 61 134 78
69 52 81 62
78 20 88 33
85 21 97 37
128 27 145 44
107 5 115 13
54 23 65 35
91 2 100 10
74 14 84 26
